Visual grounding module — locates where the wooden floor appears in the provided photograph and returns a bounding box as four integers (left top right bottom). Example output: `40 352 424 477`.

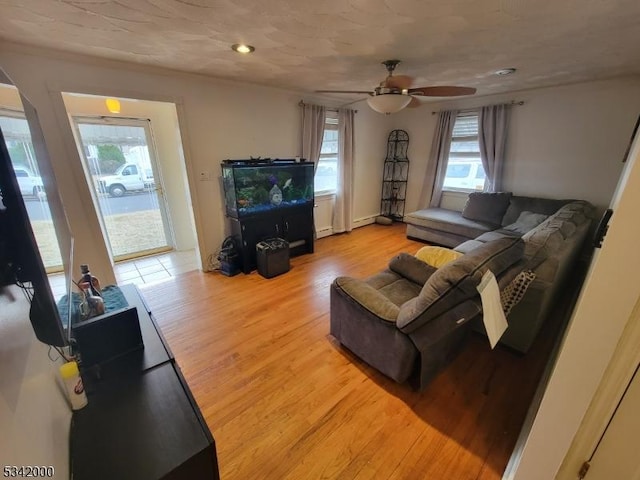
139 223 572 480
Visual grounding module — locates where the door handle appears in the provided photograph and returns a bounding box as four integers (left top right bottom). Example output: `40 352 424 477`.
593 208 613 248
284 221 289 233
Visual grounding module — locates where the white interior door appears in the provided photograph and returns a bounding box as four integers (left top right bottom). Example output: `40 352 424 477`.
72 116 174 261
585 365 640 479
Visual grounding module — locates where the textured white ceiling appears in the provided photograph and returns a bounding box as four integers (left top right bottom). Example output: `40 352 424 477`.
1 0 639 102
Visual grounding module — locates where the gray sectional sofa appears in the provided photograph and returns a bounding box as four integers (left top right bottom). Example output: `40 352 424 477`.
330 237 526 390
405 193 594 352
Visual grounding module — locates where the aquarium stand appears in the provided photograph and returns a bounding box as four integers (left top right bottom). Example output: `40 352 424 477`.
221 160 315 274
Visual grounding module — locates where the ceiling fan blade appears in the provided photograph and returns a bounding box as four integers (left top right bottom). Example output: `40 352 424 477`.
384 75 413 90
315 90 372 94
409 86 477 97
406 96 422 108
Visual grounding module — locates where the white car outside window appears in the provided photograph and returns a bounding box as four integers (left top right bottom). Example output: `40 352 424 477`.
13 167 45 197
443 161 486 191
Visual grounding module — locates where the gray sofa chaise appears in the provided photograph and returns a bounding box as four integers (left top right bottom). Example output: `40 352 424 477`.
404 193 594 352
330 237 525 390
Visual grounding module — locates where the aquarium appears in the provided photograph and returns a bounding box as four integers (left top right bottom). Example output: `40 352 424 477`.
222 160 314 218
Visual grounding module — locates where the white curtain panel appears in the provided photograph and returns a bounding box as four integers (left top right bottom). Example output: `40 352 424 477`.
418 110 458 208
333 108 355 233
479 104 510 192
300 103 326 171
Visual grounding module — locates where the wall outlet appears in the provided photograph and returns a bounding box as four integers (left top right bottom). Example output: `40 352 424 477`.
199 171 212 181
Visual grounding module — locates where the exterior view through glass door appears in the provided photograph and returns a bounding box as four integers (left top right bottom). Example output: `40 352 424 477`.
73 117 173 261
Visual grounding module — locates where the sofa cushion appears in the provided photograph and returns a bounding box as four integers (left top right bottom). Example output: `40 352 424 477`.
501 196 571 226
522 224 564 259
379 279 424 307
454 240 484 254
388 253 437 286
334 277 400 323
502 211 549 235
544 218 577 238
397 237 524 332
553 210 587 226
415 246 463 268
405 208 495 239
555 200 593 216
475 230 519 243
462 192 513 226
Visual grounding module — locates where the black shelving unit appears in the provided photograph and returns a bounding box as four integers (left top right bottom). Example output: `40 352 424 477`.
380 130 409 221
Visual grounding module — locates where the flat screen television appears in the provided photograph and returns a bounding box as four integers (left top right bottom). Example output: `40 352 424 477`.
0 124 69 347
221 159 314 218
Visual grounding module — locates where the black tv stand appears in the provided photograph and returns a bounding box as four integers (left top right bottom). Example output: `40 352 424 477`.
70 285 219 480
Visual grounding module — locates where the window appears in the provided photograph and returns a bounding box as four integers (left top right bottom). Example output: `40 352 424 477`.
315 113 338 194
443 113 486 191
123 165 137 176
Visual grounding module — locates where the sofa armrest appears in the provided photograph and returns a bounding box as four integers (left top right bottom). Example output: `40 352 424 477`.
332 276 400 323
388 253 437 286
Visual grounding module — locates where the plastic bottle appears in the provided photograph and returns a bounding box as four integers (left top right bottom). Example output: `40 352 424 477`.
59 361 88 410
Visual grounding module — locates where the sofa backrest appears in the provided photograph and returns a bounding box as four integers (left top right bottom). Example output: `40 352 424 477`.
397 237 524 333
522 200 594 275
501 196 575 226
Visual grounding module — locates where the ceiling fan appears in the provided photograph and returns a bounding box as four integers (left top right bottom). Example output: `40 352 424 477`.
316 60 476 114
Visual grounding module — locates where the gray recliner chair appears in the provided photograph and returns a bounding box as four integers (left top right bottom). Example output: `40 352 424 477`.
330 237 525 390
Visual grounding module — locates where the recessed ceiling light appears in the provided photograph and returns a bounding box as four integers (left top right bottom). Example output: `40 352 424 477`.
232 44 255 54
495 68 517 76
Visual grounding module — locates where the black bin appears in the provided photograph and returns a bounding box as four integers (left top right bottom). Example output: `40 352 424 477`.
256 238 290 278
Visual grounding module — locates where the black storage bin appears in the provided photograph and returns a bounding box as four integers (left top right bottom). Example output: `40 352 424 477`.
256 238 290 278
218 250 240 277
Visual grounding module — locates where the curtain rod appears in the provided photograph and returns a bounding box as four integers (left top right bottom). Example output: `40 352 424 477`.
298 100 358 113
431 100 524 115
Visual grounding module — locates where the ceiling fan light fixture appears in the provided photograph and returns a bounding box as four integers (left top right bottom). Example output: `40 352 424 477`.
232 44 255 54
367 94 411 114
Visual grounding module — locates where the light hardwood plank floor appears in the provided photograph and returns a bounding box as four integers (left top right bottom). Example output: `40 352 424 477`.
138 223 572 480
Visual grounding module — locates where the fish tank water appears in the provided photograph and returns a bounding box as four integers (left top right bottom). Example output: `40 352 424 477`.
221 160 315 218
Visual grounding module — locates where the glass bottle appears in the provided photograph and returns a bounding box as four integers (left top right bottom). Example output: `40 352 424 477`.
80 264 102 297
78 264 105 319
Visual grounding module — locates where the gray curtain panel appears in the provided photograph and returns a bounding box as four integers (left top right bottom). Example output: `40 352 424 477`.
300 103 326 172
418 110 458 208
479 103 510 192
334 108 355 233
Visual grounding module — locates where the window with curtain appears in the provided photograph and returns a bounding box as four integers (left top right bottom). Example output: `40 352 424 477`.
443 112 486 192
314 112 338 194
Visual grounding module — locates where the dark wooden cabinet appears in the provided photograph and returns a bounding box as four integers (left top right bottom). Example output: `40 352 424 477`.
70 285 219 480
230 204 314 273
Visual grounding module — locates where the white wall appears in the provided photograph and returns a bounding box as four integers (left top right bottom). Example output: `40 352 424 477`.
391 77 640 214
0 286 71 478
0 42 389 281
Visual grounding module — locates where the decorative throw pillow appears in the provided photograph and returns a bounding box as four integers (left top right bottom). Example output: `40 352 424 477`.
461 192 513 226
502 211 549 235
415 246 463 268
501 269 536 316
